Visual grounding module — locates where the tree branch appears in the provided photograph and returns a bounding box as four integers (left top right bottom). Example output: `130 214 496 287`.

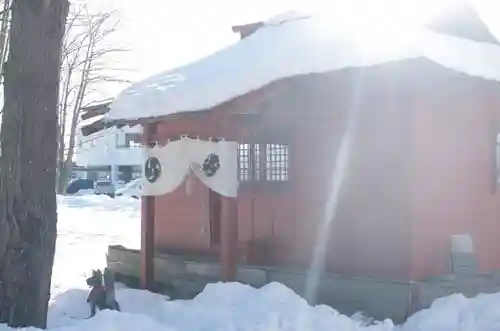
56 4 128 192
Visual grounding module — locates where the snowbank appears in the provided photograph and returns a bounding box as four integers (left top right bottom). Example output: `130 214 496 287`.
48 282 396 331
7 280 500 331
57 194 140 213
398 292 500 331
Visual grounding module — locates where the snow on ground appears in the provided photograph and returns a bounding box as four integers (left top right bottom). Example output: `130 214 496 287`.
51 195 140 300
1 195 500 331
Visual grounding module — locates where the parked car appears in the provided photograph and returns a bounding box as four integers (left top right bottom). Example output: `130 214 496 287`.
115 178 142 199
94 180 115 197
115 180 126 191
66 179 94 195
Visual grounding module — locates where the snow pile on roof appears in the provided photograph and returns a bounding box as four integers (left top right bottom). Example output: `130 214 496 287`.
415 28 500 82
106 6 500 123
105 13 418 122
264 10 311 25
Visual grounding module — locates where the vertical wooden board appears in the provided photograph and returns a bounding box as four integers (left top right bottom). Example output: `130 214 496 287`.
236 194 253 242
220 197 238 280
253 193 274 239
153 177 210 251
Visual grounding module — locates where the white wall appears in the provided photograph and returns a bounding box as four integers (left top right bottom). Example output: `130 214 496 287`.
75 124 143 168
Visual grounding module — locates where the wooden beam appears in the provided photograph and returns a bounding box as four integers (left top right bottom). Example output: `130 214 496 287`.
220 196 238 281
231 22 264 39
80 101 112 120
140 123 156 289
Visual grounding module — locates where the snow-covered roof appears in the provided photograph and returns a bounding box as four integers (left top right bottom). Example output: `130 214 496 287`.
105 8 500 123
79 114 105 128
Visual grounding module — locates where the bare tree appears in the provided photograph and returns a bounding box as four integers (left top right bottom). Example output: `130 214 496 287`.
57 5 86 191
0 0 69 327
56 5 129 193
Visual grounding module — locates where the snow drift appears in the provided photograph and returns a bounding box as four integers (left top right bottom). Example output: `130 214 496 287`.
7 280 500 331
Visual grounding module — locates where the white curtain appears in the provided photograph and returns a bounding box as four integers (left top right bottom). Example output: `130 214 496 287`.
142 139 191 196
188 139 239 198
141 138 239 197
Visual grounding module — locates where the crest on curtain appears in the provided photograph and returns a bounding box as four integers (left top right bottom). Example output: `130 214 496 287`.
144 156 162 183
202 153 220 177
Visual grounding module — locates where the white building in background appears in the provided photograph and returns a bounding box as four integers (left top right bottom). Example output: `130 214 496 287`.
74 124 143 184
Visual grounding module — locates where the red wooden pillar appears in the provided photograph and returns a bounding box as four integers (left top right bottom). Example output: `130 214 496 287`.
220 196 238 281
140 196 155 289
140 123 156 289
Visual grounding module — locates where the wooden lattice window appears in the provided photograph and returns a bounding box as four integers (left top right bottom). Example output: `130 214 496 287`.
265 143 289 181
238 142 289 184
237 143 260 182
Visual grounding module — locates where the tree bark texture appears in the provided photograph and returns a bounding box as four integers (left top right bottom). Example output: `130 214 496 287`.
0 0 69 328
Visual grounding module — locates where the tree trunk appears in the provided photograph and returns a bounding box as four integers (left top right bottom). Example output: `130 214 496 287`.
0 0 69 328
